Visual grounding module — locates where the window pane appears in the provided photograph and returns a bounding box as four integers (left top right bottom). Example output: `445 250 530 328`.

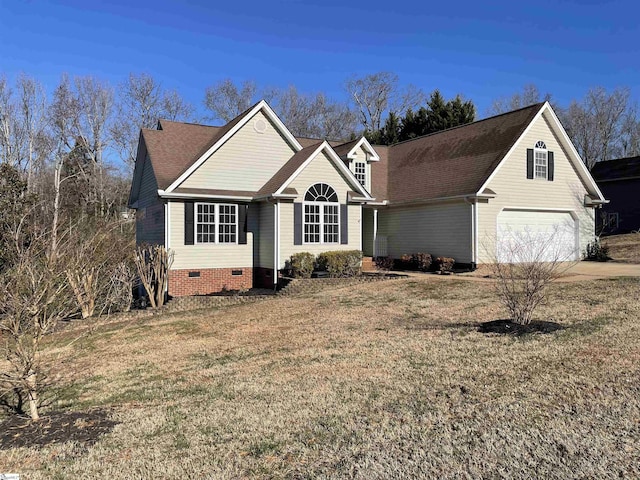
196 203 216 243
218 205 237 243
323 204 339 243
304 204 321 243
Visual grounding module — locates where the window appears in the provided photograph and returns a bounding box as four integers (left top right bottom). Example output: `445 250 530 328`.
304 183 340 244
354 161 366 187
534 140 547 179
195 203 237 244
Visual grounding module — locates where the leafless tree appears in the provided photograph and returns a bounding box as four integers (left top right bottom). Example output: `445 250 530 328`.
345 71 425 132
0 75 24 168
487 84 552 116
16 74 48 190
203 78 258 122
111 73 193 171
134 244 174 308
485 226 577 325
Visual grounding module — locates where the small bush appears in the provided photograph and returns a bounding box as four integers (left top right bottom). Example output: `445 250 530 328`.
585 239 610 262
435 256 455 273
289 252 315 278
399 253 433 271
374 256 394 274
317 250 363 277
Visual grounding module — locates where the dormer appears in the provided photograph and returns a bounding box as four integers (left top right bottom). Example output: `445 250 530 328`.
334 137 380 194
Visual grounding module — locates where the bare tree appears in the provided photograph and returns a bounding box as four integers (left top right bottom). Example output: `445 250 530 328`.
345 71 425 132
620 106 640 157
16 74 48 190
111 73 193 171
487 84 552 116
0 75 24 168
134 244 174 308
203 78 258 122
562 86 631 169
486 226 577 325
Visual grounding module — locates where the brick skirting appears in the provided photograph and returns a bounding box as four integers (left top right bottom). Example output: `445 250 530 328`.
168 267 252 296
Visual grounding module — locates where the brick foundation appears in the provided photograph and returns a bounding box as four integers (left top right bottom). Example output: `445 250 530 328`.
168 267 252 296
254 267 276 289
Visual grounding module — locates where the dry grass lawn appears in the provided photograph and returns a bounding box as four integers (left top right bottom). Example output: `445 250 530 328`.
1 276 639 478
604 232 640 263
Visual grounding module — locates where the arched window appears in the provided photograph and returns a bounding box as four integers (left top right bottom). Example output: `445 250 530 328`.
534 141 548 179
304 183 339 244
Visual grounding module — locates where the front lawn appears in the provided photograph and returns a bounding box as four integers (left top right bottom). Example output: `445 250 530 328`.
1 276 639 478
604 232 640 263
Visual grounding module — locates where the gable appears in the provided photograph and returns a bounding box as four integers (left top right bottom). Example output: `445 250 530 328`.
286 150 357 202
177 110 297 192
485 111 591 205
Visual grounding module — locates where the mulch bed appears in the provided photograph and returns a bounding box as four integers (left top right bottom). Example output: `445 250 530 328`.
478 319 564 335
0 409 118 450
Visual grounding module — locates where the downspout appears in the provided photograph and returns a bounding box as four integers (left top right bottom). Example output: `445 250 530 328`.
372 208 378 258
273 201 279 289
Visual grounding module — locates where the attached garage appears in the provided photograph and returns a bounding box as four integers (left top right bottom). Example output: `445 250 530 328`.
496 209 579 263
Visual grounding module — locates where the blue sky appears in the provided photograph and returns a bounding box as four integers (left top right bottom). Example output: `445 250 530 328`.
0 0 638 119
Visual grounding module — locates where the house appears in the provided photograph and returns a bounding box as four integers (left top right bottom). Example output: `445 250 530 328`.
591 156 640 235
128 100 606 296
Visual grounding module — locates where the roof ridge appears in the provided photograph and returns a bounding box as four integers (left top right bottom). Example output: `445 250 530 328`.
387 102 546 148
158 118 222 128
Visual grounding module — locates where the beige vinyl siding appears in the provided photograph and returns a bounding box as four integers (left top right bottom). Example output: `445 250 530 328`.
478 111 595 263
256 202 274 269
348 145 372 192
179 111 296 191
136 155 165 245
279 150 362 267
377 201 472 263
168 201 253 270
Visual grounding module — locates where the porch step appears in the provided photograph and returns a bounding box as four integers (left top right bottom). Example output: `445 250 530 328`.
362 256 376 272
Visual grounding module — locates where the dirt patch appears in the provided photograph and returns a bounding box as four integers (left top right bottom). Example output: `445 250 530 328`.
478 319 564 335
0 409 118 449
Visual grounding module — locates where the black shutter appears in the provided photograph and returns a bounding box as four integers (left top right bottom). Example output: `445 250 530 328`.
526 149 534 179
238 204 248 244
184 201 194 245
294 203 302 245
547 151 554 181
340 204 348 245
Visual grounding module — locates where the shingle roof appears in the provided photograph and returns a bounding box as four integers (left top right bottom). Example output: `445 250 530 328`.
257 142 323 196
332 138 359 158
591 156 640 181
381 102 545 203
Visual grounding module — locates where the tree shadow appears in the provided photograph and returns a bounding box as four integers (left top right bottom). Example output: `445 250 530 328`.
478 319 564 336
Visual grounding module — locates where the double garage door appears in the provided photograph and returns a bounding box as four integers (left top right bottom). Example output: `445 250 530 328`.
497 210 579 263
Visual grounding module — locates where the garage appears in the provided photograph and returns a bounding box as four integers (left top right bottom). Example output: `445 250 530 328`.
497 210 579 263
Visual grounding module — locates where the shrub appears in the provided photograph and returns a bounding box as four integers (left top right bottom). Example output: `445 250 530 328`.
585 239 610 262
400 254 414 270
435 257 455 273
317 250 363 277
289 252 315 278
399 253 433 271
374 256 394 275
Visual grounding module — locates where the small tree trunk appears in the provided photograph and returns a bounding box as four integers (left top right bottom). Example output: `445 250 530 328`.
26 370 40 421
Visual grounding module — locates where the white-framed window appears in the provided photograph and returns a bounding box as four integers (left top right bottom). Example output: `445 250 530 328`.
354 161 366 187
195 203 237 244
534 140 547 179
303 183 340 244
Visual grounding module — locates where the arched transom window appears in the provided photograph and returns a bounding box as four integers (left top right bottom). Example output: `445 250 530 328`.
304 183 339 244
534 140 547 179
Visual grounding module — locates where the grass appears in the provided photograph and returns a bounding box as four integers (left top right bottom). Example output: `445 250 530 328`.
603 232 640 263
1 276 640 478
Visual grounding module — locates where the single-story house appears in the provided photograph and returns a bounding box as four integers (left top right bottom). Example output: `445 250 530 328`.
128 100 606 296
591 156 640 235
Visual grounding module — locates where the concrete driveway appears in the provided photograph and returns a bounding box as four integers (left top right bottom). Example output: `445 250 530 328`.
554 261 640 282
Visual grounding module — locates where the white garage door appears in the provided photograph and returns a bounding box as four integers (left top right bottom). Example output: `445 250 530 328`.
497 210 578 263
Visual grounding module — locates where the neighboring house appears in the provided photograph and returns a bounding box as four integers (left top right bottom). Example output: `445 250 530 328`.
591 156 640 235
129 100 606 296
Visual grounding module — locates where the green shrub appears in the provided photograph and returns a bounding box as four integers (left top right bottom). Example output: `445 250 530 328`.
316 250 363 277
289 252 315 278
435 256 455 273
585 239 610 262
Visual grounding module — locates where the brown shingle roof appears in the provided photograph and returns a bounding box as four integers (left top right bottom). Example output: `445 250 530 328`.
332 138 359 158
381 102 544 203
592 156 640 181
257 142 323 196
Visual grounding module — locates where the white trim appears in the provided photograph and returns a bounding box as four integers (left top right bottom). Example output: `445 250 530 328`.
302 200 340 245
273 201 279 285
474 200 479 265
158 189 254 202
275 141 372 199
477 102 606 201
193 202 239 245
372 208 378 257
166 201 171 251
533 142 548 180
359 206 362 253
164 202 169 249
345 137 380 161
165 100 303 193
498 206 579 216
